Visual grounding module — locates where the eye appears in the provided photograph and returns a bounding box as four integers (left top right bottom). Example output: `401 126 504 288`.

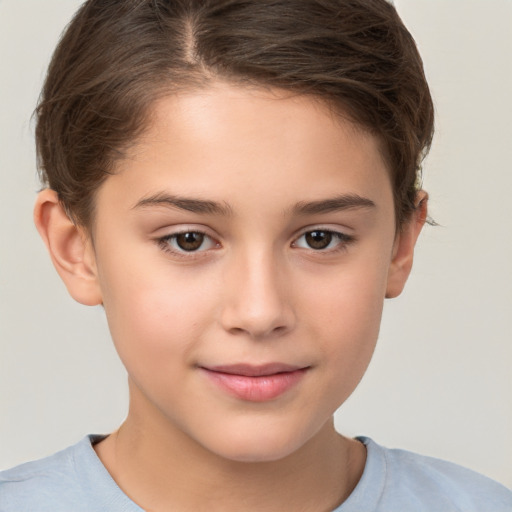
293 229 353 251
159 231 218 253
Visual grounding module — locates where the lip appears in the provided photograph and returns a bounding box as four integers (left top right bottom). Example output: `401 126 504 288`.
200 363 309 402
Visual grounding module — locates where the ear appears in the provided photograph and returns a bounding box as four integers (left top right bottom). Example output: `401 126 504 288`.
386 191 428 299
34 189 102 306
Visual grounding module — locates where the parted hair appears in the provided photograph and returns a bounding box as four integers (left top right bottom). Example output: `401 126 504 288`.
36 0 434 228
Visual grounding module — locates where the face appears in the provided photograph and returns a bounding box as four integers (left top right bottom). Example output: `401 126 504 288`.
88 83 400 462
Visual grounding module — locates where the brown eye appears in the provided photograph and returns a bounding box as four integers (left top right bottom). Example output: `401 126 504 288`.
159 230 218 256
304 230 333 250
175 232 205 251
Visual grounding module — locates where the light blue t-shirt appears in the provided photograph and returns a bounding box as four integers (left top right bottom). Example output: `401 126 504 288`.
1 435 511 511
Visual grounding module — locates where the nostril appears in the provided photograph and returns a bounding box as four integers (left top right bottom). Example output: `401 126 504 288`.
226 323 290 339
219 264 296 338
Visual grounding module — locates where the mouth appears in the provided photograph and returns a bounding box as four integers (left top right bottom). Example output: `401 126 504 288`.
199 363 310 402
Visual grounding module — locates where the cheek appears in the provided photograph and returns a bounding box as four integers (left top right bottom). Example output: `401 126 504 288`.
304 256 390 381
98 254 219 379
308 254 388 328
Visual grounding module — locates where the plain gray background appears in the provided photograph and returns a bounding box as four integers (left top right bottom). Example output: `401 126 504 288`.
1 0 511 487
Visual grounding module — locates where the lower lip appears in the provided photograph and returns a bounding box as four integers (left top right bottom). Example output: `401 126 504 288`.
201 368 308 402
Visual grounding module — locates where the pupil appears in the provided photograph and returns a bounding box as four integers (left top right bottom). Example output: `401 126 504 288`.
306 230 332 249
176 232 204 251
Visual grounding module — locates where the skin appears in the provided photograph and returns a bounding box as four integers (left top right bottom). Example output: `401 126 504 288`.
35 82 426 511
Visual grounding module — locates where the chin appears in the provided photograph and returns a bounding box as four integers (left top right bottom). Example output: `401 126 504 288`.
215 442 299 464
201 421 317 464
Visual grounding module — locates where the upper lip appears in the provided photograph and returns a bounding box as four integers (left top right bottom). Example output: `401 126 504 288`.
202 363 307 377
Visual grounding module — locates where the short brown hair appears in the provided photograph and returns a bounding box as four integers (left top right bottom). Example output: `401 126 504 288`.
36 0 434 228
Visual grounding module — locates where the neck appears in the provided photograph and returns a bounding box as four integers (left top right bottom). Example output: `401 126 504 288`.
94 388 366 511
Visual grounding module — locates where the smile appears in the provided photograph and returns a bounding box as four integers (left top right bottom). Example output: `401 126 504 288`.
199 364 310 402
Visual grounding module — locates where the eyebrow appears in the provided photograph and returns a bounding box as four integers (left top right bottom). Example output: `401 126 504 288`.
291 194 376 215
133 193 233 216
133 192 375 217
133 193 232 216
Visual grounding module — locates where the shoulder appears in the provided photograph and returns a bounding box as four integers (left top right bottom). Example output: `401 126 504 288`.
383 443 511 508
0 435 141 512
0 437 89 512
345 437 512 512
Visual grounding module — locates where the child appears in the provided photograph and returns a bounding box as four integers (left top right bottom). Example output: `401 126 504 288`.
1 0 511 510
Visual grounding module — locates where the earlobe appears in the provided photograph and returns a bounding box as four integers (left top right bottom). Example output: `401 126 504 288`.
34 189 102 306
385 191 428 299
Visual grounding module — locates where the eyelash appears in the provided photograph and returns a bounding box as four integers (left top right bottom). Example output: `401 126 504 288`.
156 228 355 258
157 229 217 259
292 229 355 254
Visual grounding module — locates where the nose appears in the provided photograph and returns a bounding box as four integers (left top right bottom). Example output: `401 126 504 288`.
220 250 296 339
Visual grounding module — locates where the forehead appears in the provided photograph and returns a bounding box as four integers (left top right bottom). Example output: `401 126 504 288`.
99 82 393 220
